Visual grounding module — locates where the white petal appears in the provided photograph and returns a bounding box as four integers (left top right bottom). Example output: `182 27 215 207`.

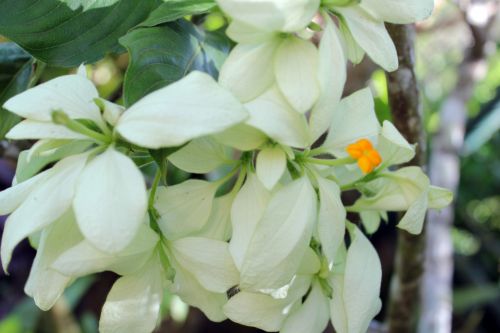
338 19 366 65
323 87 380 155
377 121 415 167
1 154 87 272
51 223 158 277
155 180 218 240
240 177 317 291
99 255 164 333
224 291 288 332
343 225 382 333
317 177 346 266
361 0 434 24
116 71 248 149
281 282 330 333
336 6 398 71
170 237 239 293
170 263 227 322
169 138 235 174
213 123 267 151
226 20 278 44
360 211 382 234
246 86 311 148
3 74 100 123
6 120 87 140
217 0 319 32
274 36 320 113
100 99 125 126
195 194 234 241
310 15 347 142
0 170 49 215
256 146 287 190
397 191 428 235
428 186 453 209
25 211 83 310
73 148 147 253
219 41 279 103
352 167 430 212
229 173 271 270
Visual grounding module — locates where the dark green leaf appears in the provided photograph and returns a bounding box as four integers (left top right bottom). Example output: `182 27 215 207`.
120 20 232 106
141 0 216 27
0 60 33 139
0 0 161 67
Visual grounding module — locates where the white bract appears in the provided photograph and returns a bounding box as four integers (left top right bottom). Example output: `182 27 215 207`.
324 0 434 71
0 1 450 333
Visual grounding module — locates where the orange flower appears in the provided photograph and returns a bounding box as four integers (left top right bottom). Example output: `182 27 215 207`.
346 139 382 174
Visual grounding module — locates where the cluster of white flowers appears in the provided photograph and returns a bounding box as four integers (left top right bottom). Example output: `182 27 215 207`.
0 1 451 333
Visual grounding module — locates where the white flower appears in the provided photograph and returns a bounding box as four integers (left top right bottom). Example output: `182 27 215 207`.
350 167 453 234
324 0 434 71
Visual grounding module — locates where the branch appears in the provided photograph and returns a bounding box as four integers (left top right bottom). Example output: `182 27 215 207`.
385 24 426 333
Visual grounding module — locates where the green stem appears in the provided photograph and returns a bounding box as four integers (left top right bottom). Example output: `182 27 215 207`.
52 111 111 143
28 61 47 88
148 168 162 209
306 156 356 167
214 164 241 187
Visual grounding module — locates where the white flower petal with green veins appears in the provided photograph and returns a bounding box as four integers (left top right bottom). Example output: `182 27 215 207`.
156 180 218 240
336 6 398 71
246 86 311 148
99 254 164 333
309 14 346 142
116 71 248 149
73 148 147 254
274 36 320 113
219 41 280 102
3 74 101 123
240 177 317 291
230 173 271 270
317 177 346 266
169 138 235 174
360 0 434 24
256 146 287 190
170 237 239 293
6 120 88 140
1 154 88 272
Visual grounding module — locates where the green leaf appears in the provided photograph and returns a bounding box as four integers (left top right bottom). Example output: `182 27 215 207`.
141 0 216 27
120 20 232 106
0 44 33 139
0 0 161 67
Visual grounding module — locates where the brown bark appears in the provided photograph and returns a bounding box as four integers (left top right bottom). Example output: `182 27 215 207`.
385 24 426 333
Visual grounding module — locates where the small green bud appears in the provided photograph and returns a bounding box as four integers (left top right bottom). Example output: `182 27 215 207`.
94 98 106 112
51 110 70 125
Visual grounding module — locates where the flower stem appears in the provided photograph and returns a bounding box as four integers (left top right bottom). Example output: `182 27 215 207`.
306 156 356 167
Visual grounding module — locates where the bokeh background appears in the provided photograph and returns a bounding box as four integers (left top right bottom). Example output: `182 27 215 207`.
0 0 499 332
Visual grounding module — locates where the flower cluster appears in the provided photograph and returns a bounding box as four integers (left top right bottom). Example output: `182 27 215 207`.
0 1 450 333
